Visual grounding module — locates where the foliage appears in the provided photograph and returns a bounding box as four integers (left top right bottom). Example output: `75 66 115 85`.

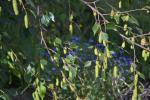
0 0 150 100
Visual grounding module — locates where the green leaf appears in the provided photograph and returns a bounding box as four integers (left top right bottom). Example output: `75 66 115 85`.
84 61 92 67
63 65 69 71
135 27 143 34
54 37 62 45
66 54 76 63
106 22 117 30
92 23 101 35
69 67 77 80
99 31 108 43
114 14 120 24
128 16 139 26
137 72 145 80
41 12 55 26
39 83 46 100
32 91 40 100
25 0 36 8
40 59 48 65
121 15 129 22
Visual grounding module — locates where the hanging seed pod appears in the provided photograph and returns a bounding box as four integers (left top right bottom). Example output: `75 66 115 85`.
76 96 79 100
98 33 102 43
121 41 125 48
110 9 115 17
142 50 146 58
123 24 128 31
53 91 57 100
98 52 102 57
40 64 44 70
69 85 75 92
0 6 2 16
141 38 147 46
142 50 149 61
147 51 150 57
96 60 99 65
125 30 129 35
60 81 63 88
63 47 67 54
106 47 111 58
19 0 22 5
119 0 122 8
93 11 96 17
113 66 118 78
132 87 137 100
130 63 134 73
103 57 108 70
62 77 66 83
95 65 99 78
130 45 134 49
12 0 19 15
134 74 138 86
69 13 73 22
69 23 73 34
48 84 54 90
125 15 129 22
94 48 98 55
24 14 29 28
56 78 59 86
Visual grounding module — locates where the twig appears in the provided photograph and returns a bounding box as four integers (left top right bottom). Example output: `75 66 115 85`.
129 32 150 38
81 0 108 23
119 34 150 52
103 8 148 15
37 6 57 66
87 0 100 4
81 0 108 32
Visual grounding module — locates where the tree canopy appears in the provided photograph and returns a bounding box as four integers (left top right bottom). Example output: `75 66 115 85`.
0 0 150 100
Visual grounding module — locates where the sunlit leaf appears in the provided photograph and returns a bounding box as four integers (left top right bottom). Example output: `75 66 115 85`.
84 61 92 67
41 12 55 26
92 23 101 35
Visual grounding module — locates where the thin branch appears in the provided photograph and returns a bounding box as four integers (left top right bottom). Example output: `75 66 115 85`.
83 0 100 4
129 32 150 38
81 0 108 23
103 8 148 15
81 0 108 32
119 34 150 52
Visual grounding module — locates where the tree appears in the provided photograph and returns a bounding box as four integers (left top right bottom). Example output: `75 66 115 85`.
0 0 150 99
